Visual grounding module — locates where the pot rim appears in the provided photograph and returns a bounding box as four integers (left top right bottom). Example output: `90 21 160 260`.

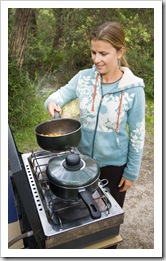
35 118 81 128
48 176 99 190
35 118 81 136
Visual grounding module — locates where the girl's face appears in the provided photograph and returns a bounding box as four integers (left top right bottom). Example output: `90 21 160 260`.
91 40 123 75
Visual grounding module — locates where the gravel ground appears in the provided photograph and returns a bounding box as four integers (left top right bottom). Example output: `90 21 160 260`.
118 136 154 249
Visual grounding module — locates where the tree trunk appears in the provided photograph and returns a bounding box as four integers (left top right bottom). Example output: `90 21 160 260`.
10 8 32 69
29 9 37 37
52 9 64 49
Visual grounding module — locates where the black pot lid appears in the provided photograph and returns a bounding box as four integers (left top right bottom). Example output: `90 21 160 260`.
46 154 100 188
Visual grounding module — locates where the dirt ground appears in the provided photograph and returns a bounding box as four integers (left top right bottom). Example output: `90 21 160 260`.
118 136 154 249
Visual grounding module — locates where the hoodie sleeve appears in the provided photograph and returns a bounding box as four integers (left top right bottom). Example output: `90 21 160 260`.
122 87 145 180
44 71 81 110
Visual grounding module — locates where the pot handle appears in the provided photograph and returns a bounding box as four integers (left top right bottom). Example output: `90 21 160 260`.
79 190 101 219
54 111 61 119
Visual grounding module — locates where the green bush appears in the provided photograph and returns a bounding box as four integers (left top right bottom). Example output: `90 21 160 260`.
8 61 49 133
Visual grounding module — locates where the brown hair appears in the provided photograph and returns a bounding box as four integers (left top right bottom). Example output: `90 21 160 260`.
91 22 129 67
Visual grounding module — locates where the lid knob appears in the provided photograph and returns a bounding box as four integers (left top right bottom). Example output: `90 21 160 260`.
63 154 83 171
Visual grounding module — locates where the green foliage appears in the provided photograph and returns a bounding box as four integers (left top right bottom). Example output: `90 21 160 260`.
8 60 49 135
9 8 154 92
8 8 154 151
121 10 154 99
8 60 32 129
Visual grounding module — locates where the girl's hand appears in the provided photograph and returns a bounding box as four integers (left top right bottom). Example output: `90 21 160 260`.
47 102 62 118
118 177 134 192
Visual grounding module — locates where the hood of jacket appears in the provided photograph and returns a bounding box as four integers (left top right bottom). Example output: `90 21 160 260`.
92 65 145 93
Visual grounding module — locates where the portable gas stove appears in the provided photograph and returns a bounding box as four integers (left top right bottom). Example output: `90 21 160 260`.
8 126 124 249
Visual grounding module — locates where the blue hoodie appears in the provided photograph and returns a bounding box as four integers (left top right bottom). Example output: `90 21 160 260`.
44 65 145 181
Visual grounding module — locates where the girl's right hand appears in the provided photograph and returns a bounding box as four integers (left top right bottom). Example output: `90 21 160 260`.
47 102 62 118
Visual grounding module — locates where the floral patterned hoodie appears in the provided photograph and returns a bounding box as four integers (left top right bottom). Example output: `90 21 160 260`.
44 65 145 181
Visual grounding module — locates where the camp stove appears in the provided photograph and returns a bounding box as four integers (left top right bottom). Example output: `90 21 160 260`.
8 126 124 249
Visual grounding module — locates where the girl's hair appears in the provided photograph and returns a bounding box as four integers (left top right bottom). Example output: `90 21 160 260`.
91 21 129 67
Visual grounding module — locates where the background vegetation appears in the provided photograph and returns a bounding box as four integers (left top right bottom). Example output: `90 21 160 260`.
8 8 154 152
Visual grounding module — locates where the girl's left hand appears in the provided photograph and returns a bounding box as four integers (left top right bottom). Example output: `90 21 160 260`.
118 177 134 192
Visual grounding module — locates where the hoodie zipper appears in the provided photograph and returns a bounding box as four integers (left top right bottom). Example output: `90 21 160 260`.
91 74 124 157
91 73 100 157
91 97 103 158
91 73 99 111
115 90 124 132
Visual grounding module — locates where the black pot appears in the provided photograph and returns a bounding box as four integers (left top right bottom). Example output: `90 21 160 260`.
35 118 81 151
46 153 101 219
